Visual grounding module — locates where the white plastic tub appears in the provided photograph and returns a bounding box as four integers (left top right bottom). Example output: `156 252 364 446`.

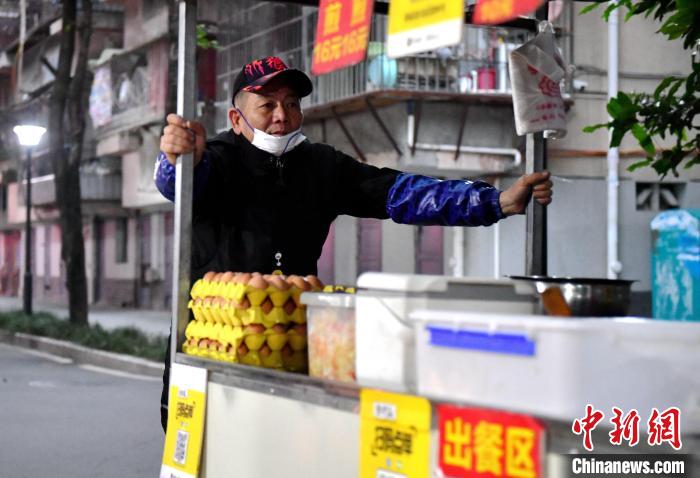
411 309 700 433
355 273 536 392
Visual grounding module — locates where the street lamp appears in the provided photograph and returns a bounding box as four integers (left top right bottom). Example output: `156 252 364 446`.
13 125 46 315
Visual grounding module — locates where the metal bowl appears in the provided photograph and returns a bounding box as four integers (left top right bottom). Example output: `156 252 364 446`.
508 275 635 317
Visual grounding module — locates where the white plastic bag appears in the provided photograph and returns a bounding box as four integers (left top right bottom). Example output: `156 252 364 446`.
509 21 568 138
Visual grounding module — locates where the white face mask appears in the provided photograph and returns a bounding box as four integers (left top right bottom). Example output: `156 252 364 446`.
237 109 306 156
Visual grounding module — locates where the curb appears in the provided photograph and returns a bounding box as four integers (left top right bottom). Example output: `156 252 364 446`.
0 329 165 378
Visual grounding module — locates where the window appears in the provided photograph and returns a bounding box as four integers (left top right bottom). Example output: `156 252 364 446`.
635 182 684 211
115 218 128 263
0 184 6 213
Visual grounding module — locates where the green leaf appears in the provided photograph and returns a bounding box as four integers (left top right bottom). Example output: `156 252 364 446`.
654 77 676 98
652 158 672 176
607 98 623 118
617 91 633 108
579 2 603 15
602 3 617 21
627 159 653 171
631 123 656 156
582 123 609 133
611 127 626 147
684 154 700 169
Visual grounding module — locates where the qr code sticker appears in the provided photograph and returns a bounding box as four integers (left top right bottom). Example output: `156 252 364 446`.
174 429 189 465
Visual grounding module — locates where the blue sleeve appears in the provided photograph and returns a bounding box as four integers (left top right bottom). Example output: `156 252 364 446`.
386 173 505 226
153 151 211 202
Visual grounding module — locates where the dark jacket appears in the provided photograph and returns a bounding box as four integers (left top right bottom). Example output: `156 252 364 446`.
189 130 400 278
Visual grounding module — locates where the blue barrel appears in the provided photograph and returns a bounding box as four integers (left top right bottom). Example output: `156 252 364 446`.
651 209 700 321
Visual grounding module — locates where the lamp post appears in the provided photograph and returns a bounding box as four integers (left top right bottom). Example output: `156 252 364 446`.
13 125 46 316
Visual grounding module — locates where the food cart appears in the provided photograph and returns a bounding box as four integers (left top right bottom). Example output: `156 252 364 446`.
164 272 699 477
160 2 700 477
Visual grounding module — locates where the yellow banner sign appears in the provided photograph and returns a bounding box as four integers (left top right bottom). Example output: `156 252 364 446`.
360 389 431 478
387 0 464 58
160 364 208 478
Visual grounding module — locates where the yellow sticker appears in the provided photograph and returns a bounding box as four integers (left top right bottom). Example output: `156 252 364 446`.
360 389 431 478
160 364 207 478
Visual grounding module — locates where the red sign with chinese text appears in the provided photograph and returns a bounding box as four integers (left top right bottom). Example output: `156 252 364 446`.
438 405 545 478
473 0 546 25
311 0 374 75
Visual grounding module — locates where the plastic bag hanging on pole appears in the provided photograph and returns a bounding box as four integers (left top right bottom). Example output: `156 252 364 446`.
509 21 568 139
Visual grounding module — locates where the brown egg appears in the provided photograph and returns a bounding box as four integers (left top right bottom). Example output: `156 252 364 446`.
202 297 213 307
213 272 224 283
203 271 217 282
268 275 291 291
237 272 252 285
235 297 251 309
193 297 203 306
260 298 274 314
248 275 268 290
259 344 271 358
221 271 234 283
306 275 324 290
290 276 311 291
293 323 307 335
280 344 293 358
271 324 287 334
283 298 296 315
244 324 266 335
251 272 262 277
237 343 249 355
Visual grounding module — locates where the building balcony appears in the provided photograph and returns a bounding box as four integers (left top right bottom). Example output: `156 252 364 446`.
19 171 122 207
213 2 572 130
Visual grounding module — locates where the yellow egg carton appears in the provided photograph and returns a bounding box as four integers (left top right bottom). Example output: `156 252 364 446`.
282 348 308 373
185 270 323 373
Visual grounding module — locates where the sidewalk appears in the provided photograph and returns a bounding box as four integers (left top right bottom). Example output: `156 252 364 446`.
0 296 171 338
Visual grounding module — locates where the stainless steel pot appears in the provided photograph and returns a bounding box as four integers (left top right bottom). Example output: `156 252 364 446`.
508 275 635 317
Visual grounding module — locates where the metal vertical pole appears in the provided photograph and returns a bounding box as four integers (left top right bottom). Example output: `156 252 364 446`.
23 147 32 315
170 0 197 363
524 5 549 277
525 133 547 276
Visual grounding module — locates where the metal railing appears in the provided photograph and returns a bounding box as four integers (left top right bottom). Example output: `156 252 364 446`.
214 0 570 131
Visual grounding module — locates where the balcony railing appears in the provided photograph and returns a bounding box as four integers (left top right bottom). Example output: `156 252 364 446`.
90 51 160 134
20 172 121 206
214 0 571 131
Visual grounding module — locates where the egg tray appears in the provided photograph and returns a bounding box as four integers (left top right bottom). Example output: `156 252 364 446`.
189 298 307 328
182 321 308 373
190 278 317 310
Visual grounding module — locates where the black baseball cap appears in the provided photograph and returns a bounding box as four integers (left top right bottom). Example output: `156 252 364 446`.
231 56 313 105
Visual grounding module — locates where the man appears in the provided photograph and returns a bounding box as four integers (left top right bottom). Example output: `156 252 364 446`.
155 56 552 430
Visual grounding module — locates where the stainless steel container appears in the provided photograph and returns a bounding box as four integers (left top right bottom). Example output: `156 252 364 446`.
509 275 635 317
